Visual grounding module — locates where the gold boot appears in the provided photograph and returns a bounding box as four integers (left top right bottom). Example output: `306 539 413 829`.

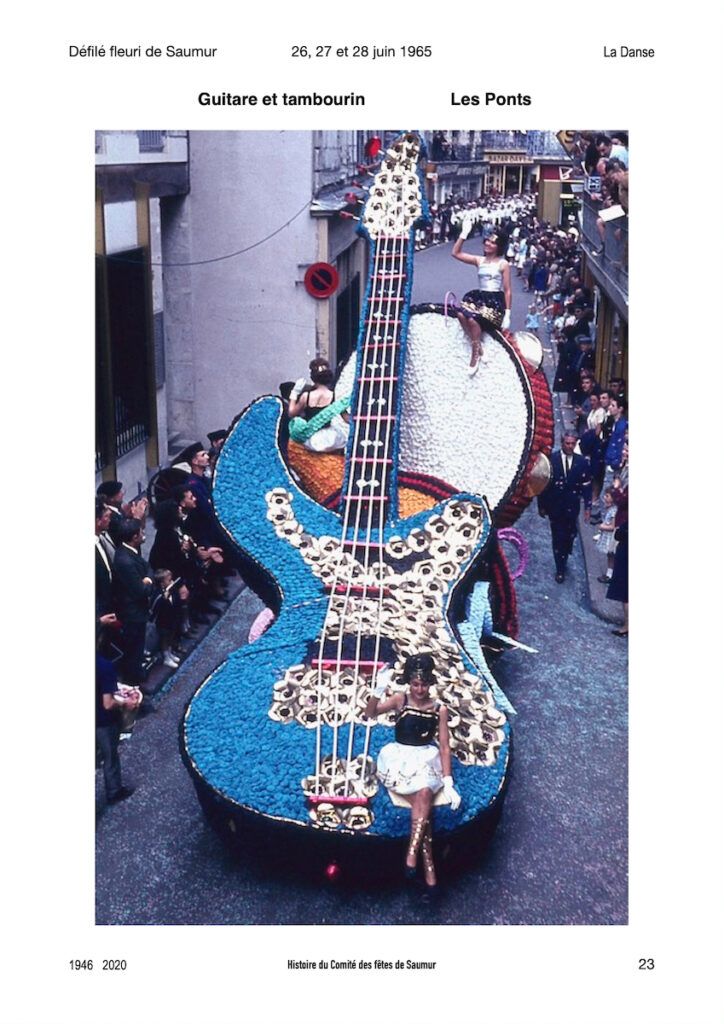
405 817 428 879
421 823 439 898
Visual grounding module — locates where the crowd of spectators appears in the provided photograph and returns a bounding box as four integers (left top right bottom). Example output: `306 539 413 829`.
95 430 232 805
572 132 629 263
413 179 629 632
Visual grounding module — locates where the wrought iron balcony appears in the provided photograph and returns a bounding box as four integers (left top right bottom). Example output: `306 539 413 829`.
580 192 628 307
481 130 528 151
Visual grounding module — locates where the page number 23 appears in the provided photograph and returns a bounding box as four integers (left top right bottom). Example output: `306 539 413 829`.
638 958 655 970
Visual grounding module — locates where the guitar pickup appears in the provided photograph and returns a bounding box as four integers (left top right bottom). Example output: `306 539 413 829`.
327 584 391 598
309 658 388 672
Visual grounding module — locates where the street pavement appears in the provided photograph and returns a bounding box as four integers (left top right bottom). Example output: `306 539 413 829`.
96 240 628 925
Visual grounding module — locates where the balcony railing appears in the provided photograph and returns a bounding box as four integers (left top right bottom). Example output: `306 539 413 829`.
95 130 188 167
482 130 528 151
430 142 486 162
581 192 628 299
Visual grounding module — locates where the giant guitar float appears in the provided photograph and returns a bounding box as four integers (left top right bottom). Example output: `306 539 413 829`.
182 132 549 879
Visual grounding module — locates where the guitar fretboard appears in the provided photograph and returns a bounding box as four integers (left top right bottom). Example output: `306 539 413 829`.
340 236 410 536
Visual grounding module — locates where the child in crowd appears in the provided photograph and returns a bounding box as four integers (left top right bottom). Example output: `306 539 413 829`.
593 488 617 584
150 569 189 669
524 304 540 331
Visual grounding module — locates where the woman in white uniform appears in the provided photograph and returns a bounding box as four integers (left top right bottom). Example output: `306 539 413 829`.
451 225 513 370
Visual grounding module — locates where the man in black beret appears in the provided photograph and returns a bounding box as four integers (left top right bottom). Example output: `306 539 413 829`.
172 443 223 550
207 429 228 475
97 479 148 548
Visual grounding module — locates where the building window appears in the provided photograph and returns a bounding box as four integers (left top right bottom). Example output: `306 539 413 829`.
137 130 166 153
96 247 152 470
335 272 361 367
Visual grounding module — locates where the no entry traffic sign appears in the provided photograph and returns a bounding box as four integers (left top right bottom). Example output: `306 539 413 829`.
304 262 339 299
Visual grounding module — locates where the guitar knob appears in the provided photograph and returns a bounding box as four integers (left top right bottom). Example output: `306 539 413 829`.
407 527 429 551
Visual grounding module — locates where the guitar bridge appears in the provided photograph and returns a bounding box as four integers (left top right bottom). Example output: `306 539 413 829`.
302 755 378 831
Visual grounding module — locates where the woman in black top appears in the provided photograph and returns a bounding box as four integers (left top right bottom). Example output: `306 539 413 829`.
287 358 336 420
149 500 196 583
365 654 461 895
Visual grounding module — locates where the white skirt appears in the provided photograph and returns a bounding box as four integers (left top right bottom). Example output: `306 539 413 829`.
303 414 350 453
376 742 444 796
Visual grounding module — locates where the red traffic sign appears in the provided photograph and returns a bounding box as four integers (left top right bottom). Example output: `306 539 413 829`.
304 262 339 299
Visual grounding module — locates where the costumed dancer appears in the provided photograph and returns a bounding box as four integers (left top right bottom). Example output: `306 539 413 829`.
365 654 461 897
451 219 512 371
287 357 350 453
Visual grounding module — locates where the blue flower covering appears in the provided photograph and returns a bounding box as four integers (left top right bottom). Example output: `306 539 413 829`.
183 397 510 839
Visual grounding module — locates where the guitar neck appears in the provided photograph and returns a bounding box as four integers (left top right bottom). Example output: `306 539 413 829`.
341 234 413 530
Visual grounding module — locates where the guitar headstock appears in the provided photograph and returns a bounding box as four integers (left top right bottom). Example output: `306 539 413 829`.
360 131 428 241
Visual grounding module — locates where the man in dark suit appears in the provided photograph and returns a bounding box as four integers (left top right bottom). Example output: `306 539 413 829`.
112 518 154 686
538 431 591 583
95 498 115 620
97 479 148 548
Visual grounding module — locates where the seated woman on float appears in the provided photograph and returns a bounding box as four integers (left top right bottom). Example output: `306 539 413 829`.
365 654 461 896
287 357 350 453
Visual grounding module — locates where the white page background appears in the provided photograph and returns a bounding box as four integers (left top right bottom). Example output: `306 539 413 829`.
3 3 723 1021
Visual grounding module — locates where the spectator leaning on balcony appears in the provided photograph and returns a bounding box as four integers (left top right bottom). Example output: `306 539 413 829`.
595 133 629 169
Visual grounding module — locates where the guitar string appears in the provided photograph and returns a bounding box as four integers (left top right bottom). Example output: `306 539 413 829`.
359 233 406 780
310 149 419 803
345 232 405 794
326 230 400 789
324 194 416 795
337 230 402 794
311 226 386 793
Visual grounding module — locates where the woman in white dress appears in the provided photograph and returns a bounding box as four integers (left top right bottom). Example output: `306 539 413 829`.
451 224 512 370
365 654 461 895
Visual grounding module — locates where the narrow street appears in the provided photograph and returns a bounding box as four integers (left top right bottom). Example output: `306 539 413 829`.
96 240 627 926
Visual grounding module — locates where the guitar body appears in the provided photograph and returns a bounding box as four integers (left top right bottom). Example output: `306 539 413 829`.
181 134 527 880
183 396 510 867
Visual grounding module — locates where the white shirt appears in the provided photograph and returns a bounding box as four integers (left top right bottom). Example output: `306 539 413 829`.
95 536 112 574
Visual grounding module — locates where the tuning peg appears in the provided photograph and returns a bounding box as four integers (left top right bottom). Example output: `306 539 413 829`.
352 181 370 191
340 212 360 221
